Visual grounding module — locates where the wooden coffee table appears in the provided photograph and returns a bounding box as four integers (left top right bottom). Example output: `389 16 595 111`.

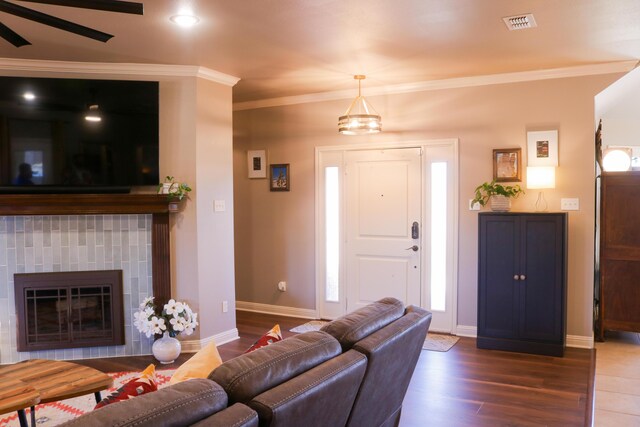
0 359 113 427
0 378 40 426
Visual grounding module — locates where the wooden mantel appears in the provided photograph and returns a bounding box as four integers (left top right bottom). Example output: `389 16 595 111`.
0 193 181 307
0 193 177 216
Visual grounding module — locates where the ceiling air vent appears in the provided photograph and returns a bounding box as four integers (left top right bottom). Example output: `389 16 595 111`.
502 14 537 31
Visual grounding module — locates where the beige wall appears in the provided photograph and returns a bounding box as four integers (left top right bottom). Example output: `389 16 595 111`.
161 76 237 340
234 73 622 338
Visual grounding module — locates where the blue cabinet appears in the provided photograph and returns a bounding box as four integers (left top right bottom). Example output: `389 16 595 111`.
477 212 567 357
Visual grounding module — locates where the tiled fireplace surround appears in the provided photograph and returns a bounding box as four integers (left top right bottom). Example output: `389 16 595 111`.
0 214 155 364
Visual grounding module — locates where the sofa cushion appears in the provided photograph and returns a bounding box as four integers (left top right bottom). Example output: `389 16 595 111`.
248 350 367 427
170 341 223 385
95 364 157 409
320 297 405 351
244 324 283 354
61 379 228 427
209 331 341 404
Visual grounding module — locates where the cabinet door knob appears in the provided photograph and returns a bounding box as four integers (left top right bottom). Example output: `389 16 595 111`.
513 275 519 280
520 274 526 280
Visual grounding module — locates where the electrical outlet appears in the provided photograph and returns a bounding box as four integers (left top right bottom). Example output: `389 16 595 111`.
278 281 287 292
222 301 228 312
561 198 579 211
469 199 481 211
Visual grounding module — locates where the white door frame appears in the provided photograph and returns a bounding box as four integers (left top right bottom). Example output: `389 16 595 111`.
315 139 459 333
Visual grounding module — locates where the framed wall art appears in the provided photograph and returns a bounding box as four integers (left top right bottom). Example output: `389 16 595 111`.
247 150 267 179
527 130 558 167
493 148 522 182
270 164 290 191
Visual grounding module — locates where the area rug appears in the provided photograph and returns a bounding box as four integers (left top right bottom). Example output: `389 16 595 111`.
0 369 176 427
290 320 329 333
423 333 460 352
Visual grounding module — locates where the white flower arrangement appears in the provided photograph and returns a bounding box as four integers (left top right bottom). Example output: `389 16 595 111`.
134 296 198 338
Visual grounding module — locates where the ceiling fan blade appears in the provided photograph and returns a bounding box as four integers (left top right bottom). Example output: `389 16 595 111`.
0 0 113 42
16 0 143 15
0 20 30 46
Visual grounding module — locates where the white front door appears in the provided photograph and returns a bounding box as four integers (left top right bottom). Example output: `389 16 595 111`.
316 140 458 333
344 148 422 312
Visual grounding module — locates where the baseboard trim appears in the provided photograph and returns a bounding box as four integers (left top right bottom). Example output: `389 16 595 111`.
566 334 594 349
181 328 240 353
455 325 477 337
236 301 318 319
454 326 594 349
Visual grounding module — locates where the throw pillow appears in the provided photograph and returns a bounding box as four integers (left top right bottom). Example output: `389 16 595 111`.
169 341 223 385
95 364 157 409
244 324 283 353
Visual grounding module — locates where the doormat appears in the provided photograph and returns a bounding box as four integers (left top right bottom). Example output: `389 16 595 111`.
423 333 460 352
0 369 176 427
290 320 329 333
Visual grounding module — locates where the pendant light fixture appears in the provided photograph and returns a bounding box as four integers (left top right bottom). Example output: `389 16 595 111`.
338 75 381 135
85 104 102 123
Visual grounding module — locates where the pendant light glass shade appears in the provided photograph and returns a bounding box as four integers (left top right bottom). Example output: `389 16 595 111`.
338 75 381 135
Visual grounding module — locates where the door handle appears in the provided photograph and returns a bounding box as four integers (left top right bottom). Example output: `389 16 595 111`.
405 245 419 252
520 274 526 280
513 275 519 281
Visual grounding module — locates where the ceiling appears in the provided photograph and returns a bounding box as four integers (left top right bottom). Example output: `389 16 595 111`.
1 0 640 103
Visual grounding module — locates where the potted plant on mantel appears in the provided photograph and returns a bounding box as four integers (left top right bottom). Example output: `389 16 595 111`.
158 176 192 212
472 180 524 212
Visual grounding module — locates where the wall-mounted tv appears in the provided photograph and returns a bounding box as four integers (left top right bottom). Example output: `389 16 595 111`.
0 77 159 194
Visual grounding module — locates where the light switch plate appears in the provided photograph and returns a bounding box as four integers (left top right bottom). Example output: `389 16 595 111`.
469 199 481 211
214 200 226 212
561 198 579 211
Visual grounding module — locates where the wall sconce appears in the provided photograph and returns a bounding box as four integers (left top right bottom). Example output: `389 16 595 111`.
527 166 555 211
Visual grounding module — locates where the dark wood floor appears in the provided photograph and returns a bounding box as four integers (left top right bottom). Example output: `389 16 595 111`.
77 311 593 427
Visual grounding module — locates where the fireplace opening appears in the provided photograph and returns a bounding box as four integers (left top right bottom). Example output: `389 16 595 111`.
14 270 125 351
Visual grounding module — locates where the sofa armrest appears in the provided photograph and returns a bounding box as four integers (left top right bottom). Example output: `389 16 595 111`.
59 379 228 427
248 350 367 427
347 307 432 427
191 403 258 427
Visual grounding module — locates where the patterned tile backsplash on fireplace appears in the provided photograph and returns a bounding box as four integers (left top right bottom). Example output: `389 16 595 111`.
0 215 154 364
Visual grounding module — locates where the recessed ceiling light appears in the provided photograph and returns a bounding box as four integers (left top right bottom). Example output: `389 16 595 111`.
170 14 200 27
23 92 35 101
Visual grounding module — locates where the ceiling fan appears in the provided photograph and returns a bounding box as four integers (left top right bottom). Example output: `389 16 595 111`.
0 0 143 47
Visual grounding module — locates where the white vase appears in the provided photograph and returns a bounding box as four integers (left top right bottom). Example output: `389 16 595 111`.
152 332 181 364
490 195 511 212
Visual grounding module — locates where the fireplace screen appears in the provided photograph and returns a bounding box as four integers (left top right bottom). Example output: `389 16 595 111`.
15 270 124 351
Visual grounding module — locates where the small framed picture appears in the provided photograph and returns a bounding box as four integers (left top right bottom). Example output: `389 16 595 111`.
270 164 290 191
247 150 267 179
493 148 522 182
527 130 558 167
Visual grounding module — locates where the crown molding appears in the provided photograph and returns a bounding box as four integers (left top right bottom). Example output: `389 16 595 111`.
233 60 637 111
0 58 240 86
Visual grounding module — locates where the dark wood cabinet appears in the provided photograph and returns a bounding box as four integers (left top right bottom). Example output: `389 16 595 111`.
598 172 640 340
477 212 567 357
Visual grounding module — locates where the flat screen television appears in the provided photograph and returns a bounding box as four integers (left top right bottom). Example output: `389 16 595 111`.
0 77 159 194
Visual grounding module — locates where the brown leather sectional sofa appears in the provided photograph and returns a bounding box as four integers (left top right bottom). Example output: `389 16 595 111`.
62 297 432 427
